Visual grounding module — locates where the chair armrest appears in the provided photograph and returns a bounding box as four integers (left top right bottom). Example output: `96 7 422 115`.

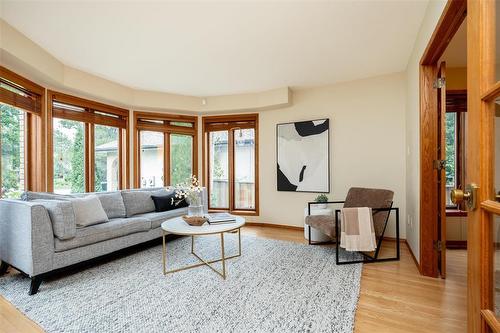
307 201 345 215
0 200 54 276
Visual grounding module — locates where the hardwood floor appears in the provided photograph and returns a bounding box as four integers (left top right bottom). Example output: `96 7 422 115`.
0 225 466 333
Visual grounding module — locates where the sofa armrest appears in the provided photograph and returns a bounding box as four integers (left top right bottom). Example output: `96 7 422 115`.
0 200 54 276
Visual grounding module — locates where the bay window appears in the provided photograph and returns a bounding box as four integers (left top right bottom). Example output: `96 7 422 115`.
133 112 197 188
48 91 129 193
203 114 258 215
0 67 45 198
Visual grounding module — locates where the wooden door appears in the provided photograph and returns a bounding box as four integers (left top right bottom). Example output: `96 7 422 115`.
466 0 500 332
438 61 447 278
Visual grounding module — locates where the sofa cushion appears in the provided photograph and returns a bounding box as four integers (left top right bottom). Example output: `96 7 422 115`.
54 217 151 252
151 192 188 212
32 199 77 240
121 189 171 217
135 208 188 229
70 195 109 227
22 191 75 201
95 192 126 219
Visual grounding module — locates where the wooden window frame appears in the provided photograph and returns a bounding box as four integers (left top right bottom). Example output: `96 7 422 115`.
0 66 46 193
202 114 259 216
47 90 130 193
133 111 198 188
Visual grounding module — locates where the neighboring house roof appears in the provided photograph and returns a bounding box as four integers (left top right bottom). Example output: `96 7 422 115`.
95 140 119 152
96 134 163 152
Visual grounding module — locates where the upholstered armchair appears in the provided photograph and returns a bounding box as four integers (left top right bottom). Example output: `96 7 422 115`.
305 187 399 264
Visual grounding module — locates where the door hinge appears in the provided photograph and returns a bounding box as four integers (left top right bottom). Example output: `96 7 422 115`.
433 159 446 170
434 240 443 252
433 77 446 89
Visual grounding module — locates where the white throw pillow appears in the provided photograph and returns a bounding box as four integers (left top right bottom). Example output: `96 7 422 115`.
71 195 109 227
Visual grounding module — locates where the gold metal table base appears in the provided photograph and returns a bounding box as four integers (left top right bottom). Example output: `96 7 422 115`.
162 228 242 279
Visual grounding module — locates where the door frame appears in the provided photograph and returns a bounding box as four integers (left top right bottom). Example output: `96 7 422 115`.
467 0 498 332
419 0 467 277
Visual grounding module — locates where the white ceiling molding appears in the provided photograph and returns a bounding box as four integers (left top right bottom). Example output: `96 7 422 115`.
1 19 291 113
1 1 428 96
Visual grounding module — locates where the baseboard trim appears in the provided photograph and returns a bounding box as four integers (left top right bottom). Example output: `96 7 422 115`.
245 222 303 231
405 241 422 274
382 236 406 243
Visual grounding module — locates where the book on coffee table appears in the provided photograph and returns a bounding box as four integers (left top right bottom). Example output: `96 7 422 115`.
206 213 236 224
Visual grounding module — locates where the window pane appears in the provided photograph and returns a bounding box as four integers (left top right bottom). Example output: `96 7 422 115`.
95 125 119 192
494 215 500 317
234 128 255 209
445 112 457 206
170 134 192 186
209 131 229 208
0 103 25 198
170 121 193 128
53 118 85 194
140 131 164 188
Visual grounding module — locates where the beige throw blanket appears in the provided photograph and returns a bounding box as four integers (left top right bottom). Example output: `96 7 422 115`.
340 207 377 252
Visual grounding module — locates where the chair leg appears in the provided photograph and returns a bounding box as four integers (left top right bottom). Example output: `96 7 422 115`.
0 261 9 276
29 276 43 295
308 225 312 245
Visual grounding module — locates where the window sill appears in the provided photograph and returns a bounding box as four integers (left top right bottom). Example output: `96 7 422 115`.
208 209 259 217
446 209 467 217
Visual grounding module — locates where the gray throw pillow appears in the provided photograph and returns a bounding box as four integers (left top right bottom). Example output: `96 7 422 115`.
95 192 126 219
32 199 76 240
70 195 109 227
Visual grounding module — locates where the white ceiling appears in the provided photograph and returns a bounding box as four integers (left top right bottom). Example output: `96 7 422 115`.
1 1 429 96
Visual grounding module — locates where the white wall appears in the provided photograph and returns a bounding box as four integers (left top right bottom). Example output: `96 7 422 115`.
250 72 407 238
405 0 447 261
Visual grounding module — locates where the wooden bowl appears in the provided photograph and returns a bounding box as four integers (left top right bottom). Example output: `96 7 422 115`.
182 215 208 226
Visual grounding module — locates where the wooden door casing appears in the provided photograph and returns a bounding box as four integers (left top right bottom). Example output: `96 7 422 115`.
438 61 447 279
419 0 467 278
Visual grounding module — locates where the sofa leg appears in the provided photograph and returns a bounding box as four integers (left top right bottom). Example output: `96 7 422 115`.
0 261 9 276
29 276 43 295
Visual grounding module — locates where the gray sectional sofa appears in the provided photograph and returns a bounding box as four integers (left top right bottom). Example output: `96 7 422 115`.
0 187 208 295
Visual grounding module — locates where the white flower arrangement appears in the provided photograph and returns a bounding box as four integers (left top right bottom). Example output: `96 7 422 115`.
170 175 202 206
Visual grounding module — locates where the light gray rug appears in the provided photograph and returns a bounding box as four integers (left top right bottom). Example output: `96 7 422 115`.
0 235 362 333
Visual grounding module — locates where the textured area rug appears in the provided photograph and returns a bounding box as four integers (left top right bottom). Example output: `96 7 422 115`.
0 235 362 333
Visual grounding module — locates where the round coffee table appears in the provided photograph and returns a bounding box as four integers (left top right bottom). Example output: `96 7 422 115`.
161 215 245 279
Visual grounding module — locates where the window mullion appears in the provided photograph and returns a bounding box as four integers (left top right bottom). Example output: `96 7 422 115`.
86 123 94 192
118 128 123 190
164 132 170 186
228 129 235 212
136 130 142 188
23 112 29 191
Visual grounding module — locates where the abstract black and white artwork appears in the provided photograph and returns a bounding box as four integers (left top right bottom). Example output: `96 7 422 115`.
276 118 330 192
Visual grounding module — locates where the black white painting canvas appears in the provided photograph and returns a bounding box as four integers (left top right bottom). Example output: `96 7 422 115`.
276 118 330 192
